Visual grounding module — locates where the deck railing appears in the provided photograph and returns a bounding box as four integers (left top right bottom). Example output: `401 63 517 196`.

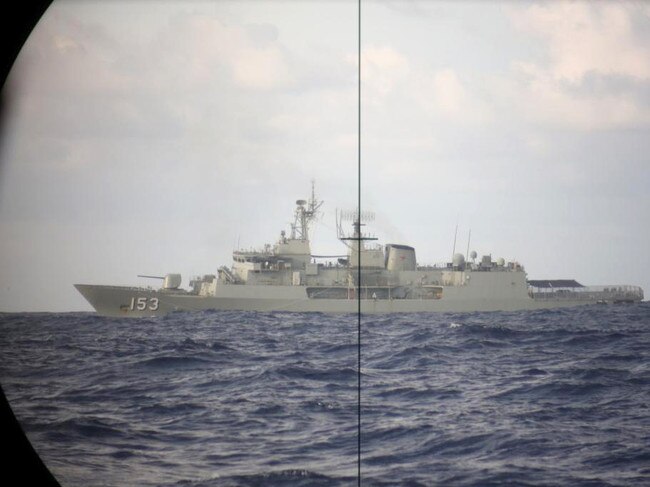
529 285 643 302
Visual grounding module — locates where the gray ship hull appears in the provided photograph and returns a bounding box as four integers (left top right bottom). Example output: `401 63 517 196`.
74 283 637 318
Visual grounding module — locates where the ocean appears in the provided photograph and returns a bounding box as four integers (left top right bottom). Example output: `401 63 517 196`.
1 303 649 486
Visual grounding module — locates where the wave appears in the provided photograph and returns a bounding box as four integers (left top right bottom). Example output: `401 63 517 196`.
2 303 649 486
137 355 216 369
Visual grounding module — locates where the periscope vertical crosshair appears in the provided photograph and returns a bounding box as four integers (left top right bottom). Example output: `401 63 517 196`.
357 0 361 484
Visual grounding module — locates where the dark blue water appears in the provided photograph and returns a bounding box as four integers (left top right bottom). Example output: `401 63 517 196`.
1 304 649 486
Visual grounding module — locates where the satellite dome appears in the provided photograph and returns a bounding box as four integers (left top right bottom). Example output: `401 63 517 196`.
470 250 477 260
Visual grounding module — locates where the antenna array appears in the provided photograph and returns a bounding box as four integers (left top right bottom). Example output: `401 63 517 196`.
338 209 375 223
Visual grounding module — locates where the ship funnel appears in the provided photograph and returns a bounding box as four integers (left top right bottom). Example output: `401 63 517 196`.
385 244 416 271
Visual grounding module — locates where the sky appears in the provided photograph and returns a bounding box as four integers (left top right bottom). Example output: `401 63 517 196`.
1 0 649 312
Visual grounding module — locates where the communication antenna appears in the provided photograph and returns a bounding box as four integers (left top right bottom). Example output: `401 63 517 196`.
451 223 458 261
465 229 471 261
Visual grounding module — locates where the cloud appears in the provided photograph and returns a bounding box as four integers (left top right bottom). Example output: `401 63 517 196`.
505 61 650 130
430 69 465 117
412 67 493 125
8 12 131 97
505 2 650 130
510 2 650 82
153 14 294 91
3 8 306 176
10 10 296 98
231 45 292 89
350 43 494 127
350 45 410 104
1 3 359 229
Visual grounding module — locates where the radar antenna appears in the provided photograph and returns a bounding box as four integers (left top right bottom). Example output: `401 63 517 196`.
336 208 377 247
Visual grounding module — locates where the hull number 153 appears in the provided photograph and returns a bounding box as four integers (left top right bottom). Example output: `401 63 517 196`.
129 296 159 311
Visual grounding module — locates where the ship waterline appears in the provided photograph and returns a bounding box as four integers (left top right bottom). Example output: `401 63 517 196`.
75 185 644 317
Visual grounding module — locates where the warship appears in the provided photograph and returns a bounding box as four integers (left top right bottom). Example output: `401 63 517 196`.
75 185 644 317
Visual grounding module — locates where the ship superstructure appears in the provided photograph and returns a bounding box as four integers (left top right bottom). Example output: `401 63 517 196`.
75 185 644 317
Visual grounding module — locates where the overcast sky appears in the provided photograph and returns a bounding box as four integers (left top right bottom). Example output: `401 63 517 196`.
1 0 649 312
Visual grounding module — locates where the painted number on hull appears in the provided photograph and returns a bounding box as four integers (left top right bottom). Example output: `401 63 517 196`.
129 297 159 311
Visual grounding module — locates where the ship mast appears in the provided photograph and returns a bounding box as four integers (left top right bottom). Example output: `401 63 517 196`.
290 180 322 241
